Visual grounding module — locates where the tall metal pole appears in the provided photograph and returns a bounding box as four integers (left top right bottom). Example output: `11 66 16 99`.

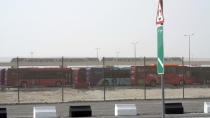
96 48 100 59
131 42 138 65
61 56 64 102
182 57 185 99
103 57 106 101
189 37 190 67
160 0 165 118
134 44 136 65
184 33 194 67
144 57 146 100
96 48 100 65
161 74 165 118
17 57 20 103
116 51 120 66
30 52 33 58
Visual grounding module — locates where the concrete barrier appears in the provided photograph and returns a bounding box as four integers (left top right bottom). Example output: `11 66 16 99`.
0 108 7 118
69 105 92 117
33 106 56 118
115 104 137 116
165 103 184 114
204 102 210 113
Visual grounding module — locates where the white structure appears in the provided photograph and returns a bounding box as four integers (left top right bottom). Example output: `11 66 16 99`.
115 104 137 116
33 106 56 118
204 102 210 113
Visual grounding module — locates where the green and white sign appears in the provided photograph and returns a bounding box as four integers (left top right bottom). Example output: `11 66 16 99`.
157 25 164 74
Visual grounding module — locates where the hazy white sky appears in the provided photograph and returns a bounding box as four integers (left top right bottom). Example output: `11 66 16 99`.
0 0 209 58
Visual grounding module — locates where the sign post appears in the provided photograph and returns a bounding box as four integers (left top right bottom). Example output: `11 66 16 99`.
156 0 165 118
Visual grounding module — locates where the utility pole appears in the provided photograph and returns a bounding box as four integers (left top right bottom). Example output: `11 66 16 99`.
131 42 138 65
184 33 194 67
116 51 120 66
17 57 20 103
30 52 33 58
95 48 100 59
96 48 100 66
61 56 64 102
103 57 106 101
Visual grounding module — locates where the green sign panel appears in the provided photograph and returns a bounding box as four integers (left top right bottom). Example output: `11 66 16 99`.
157 25 164 74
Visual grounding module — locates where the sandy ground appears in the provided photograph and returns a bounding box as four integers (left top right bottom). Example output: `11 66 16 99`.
0 85 210 104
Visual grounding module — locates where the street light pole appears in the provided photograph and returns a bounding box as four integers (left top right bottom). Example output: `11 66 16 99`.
116 51 120 66
131 42 138 65
95 48 100 59
184 33 194 67
30 52 33 58
95 48 100 65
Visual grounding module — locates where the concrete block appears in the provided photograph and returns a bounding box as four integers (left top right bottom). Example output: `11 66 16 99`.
115 104 137 116
69 105 92 117
33 106 56 118
165 103 184 114
204 102 210 113
0 108 7 118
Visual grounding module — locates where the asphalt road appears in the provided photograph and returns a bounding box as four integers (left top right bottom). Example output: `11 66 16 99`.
1 98 210 118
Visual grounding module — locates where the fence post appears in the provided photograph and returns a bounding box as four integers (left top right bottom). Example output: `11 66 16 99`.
182 57 185 99
103 57 106 101
17 57 20 103
61 56 64 102
144 57 146 100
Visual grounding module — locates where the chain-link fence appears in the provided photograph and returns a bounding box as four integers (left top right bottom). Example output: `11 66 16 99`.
0 57 210 104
